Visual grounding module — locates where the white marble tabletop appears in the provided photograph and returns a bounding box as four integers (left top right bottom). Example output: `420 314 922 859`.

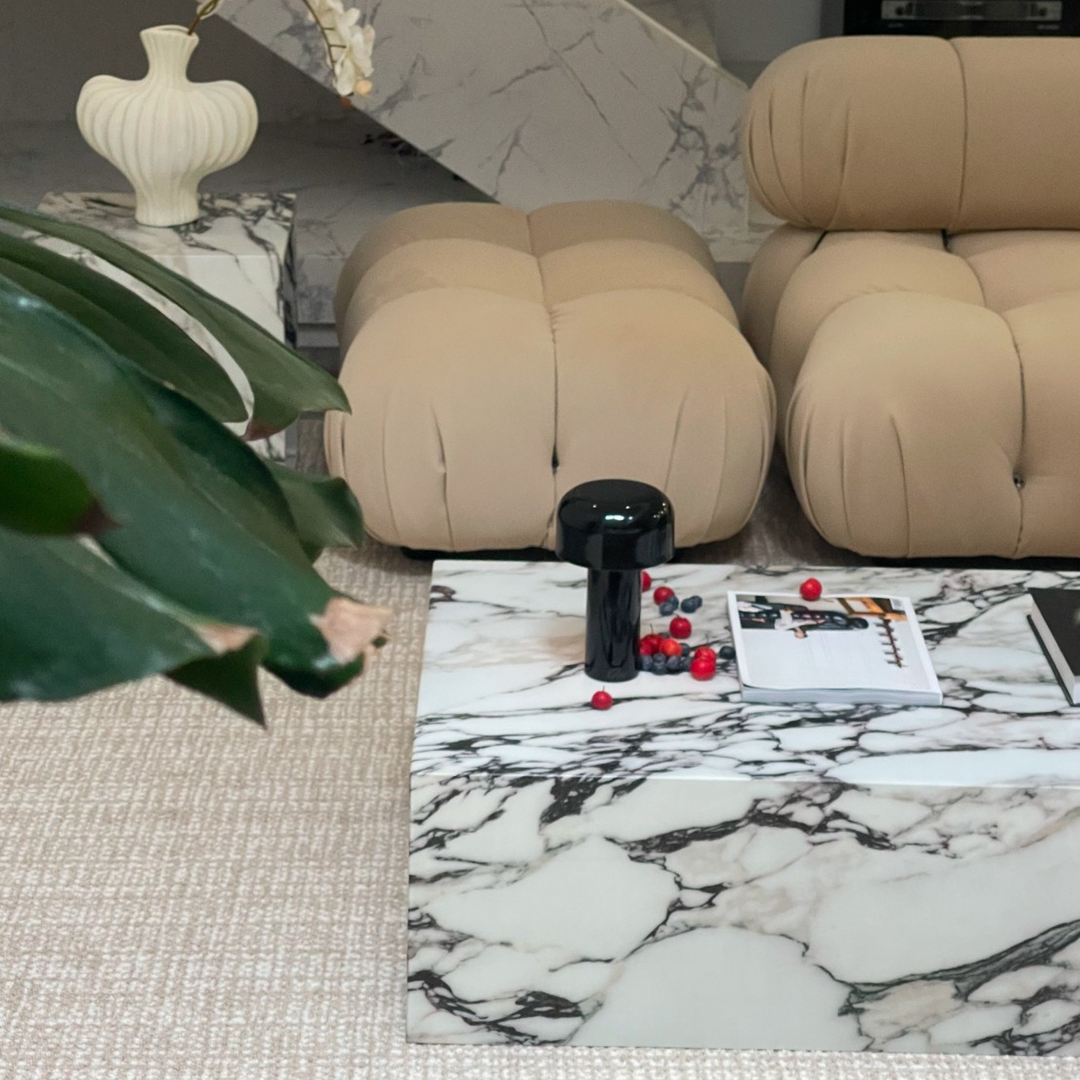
415 561 1080 788
410 561 1080 1053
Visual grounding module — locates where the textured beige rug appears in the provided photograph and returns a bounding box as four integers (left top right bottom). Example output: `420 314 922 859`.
3 486 1079 1076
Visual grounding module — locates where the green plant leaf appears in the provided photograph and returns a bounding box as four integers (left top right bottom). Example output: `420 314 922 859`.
0 231 245 423
0 200 348 437
0 272 387 697
0 526 267 723
169 637 268 726
0 433 112 535
266 463 365 560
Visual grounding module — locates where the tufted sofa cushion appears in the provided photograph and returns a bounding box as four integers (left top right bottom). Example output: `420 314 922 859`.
742 35 1080 559
744 37 1080 233
745 228 1080 558
327 202 775 552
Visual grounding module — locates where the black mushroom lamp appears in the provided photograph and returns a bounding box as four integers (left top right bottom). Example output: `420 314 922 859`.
556 480 675 682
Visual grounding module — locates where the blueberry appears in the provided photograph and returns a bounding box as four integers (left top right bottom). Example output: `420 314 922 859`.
680 643 690 656
666 655 682 672
719 645 736 661
659 600 677 616
636 654 649 671
651 655 667 673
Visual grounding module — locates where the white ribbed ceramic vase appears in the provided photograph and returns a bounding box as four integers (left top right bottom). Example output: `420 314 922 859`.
76 25 258 227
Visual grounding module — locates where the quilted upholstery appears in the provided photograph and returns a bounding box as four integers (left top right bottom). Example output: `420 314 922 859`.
745 227 1080 558
744 36 1080 233
327 202 775 552
742 36 1080 559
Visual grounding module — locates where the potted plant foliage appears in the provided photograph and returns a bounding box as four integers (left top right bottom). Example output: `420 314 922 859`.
0 201 388 725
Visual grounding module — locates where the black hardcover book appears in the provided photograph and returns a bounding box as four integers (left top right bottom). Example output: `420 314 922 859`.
1029 589 1080 705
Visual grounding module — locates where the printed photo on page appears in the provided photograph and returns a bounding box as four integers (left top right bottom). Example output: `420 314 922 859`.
727 592 942 706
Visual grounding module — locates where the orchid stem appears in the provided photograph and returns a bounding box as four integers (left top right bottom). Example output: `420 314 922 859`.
296 0 340 71
186 0 366 98
187 0 222 35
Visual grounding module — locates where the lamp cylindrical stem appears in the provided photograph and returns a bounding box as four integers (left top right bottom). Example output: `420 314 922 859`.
585 569 640 682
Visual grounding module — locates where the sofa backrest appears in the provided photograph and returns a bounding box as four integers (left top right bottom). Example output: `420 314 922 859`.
743 36 1080 233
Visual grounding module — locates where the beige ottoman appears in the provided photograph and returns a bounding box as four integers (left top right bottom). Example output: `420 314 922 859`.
742 36 1080 559
326 201 774 552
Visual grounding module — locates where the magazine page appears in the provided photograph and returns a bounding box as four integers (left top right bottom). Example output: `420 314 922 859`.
728 592 939 695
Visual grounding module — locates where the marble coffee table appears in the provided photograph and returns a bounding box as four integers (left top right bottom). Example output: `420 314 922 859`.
409 560 1080 1055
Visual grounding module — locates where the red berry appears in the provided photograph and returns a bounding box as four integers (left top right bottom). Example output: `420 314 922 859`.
659 638 682 658
690 658 716 681
642 571 652 591
670 616 692 639
653 586 674 605
641 634 662 651
800 577 823 602
639 640 657 657
591 690 613 710
693 646 717 662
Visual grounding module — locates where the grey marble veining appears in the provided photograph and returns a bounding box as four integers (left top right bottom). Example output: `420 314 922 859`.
36 191 298 464
219 0 758 262
410 561 1080 1052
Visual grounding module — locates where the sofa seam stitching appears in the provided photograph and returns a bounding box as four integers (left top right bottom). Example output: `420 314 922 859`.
951 39 969 233
889 416 913 559
1000 312 1028 559
528 213 560 547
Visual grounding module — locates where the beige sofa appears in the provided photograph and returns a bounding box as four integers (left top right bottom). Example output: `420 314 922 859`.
327 201 774 552
743 36 1080 559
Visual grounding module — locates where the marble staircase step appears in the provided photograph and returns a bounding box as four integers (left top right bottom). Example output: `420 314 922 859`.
219 0 764 265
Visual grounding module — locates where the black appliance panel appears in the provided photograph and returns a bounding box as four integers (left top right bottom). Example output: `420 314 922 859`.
842 1 1080 35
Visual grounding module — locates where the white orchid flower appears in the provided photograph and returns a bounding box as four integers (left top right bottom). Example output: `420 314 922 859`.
306 0 377 97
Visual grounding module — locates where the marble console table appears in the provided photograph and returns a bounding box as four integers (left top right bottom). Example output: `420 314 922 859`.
35 192 298 465
409 561 1080 1054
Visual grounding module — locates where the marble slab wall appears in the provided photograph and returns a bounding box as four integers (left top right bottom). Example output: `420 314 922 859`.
219 0 762 263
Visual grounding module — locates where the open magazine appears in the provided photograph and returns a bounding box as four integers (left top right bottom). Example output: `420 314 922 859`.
727 592 942 706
